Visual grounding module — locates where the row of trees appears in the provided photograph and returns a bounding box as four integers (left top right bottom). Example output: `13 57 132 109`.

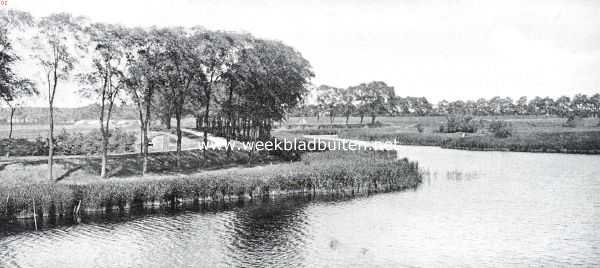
313 81 395 125
295 87 600 121
1 10 313 179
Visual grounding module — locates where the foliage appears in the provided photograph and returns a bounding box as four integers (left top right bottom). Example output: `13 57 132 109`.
488 120 513 138
415 123 424 133
447 131 600 153
438 115 478 133
56 128 136 155
0 128 136 156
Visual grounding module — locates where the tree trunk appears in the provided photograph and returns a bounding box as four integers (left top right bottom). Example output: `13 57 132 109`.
100 132 108 178
360 114 364 124
371 115 376 125
6 106 15 157
48 100 54 181
203 85 212 158
175 105 182 169
142 88 153 176
165 114 171 129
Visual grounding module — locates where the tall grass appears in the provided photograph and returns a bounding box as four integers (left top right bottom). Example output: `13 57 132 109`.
0 151 421 218
338 128 457 146
445 131 600 153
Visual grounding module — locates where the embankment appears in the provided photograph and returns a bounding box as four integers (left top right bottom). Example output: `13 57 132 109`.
0 151 422 219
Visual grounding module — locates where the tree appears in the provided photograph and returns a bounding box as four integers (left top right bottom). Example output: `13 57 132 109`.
0 26 37 156
516 96 528 115
591 93 600 119
555 96 571 117
124 27 165 176
33 13 86 180
359 81 394 124
340 88 356 124
349 81 394 124
196 30 237 157
158 27 205 168
316 85 342 124
78 23 127 178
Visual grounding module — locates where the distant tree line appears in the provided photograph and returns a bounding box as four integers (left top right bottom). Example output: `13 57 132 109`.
0 105 139 124
293 87 600 121
1 10 313 178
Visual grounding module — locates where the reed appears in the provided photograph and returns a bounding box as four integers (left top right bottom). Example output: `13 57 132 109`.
338 128 457 146
445 131 600 154
0 151 421 218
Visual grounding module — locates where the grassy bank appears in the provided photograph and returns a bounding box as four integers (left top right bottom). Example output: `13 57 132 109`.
0 149 282 185
285 116 600 154
338 128 600 154
445 131 600 154
0 151 421 219
337 128 459 146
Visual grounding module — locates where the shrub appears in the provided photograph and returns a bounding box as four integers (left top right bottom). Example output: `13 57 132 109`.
439 115 478 133
415 123 424 133
562 116 583 128
1 128 137 157
488 120 513 138
55 128 136 155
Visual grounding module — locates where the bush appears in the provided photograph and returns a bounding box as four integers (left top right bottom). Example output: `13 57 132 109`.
415 123 424 133
1 128 137 157
438 115 478 133
562 116 583 128
488 120 513 138
55 128 136 155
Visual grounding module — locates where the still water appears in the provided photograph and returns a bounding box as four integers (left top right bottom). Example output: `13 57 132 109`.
1 145 599 267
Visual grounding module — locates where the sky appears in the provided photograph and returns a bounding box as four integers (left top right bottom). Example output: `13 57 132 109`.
5 0 600 107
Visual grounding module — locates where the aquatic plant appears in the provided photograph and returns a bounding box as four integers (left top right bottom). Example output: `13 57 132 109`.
0 151 422 218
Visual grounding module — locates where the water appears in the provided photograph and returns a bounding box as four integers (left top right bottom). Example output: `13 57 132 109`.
1 145 599 267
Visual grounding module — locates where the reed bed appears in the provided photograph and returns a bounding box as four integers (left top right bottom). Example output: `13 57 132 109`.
445 131 600 154
0 151 421 219
338 128 458 146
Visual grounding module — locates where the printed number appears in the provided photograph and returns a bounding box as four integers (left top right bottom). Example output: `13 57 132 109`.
0 1 7 6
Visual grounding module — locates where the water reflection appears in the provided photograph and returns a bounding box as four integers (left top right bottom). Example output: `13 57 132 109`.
1 145 600 267
225 198 311 267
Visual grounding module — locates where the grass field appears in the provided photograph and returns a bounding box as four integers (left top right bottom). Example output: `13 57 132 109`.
280 115 600 154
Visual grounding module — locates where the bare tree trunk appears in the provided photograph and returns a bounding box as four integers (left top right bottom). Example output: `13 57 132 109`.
371 114 376 125
203 85 212 158
100 133 108 178
48 99 54 181
142 86 153 176
6 106 15 157
175 104 182 169
360 114 364 124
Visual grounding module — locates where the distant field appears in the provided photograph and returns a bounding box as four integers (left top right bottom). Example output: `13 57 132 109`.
0 120 141 139
283 115 600 134
280 115 600 154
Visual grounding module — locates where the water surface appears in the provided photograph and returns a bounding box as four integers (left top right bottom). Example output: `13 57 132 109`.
1 145 599 267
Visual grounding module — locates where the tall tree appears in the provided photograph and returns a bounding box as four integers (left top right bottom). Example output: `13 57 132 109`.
316 85 342 124
159 27 205 168
196 30 237 157
0 26 37 156
124 27 165 175
33 13 86 180
78 23 127 178
352 81 394 124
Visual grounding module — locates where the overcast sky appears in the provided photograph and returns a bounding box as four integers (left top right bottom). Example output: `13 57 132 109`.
7 0 600 107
